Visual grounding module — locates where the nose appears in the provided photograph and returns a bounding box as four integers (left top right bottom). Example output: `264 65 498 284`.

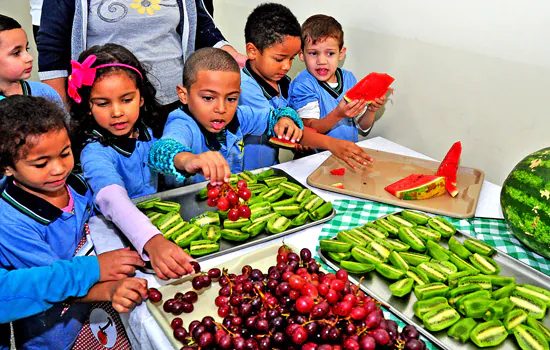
317 54 327 65
50 159 66 176
112 103 124 117
282 60 291 72
214 99 226 114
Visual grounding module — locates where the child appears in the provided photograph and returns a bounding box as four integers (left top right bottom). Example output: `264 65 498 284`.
0 14 62 105
0 95 146 349
69 43 195 280
148 48 373 184
239 3 302 169
289 15 386 142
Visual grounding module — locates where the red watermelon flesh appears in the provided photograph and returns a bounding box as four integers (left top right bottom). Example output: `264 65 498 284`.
344 72 395 103
385 174 446 200
268 137 297 149
436 141 462 197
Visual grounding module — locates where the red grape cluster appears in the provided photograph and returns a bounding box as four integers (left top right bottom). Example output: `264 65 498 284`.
206 181 251 221
147 246 427 350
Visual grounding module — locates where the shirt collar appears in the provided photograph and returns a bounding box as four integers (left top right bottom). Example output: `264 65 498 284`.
180 104 240 151
91 120 151 157
243 60 290 100
1 173 89 224
317 68 344 99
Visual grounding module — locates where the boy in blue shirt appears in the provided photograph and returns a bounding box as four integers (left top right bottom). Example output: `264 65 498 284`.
239 3 302 170
149 48 373 183
289 15 386 142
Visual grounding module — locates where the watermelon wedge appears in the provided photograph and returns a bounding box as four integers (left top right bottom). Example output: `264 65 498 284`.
436 141 462 197
344 72 395 103
385 174 446 200
330 168 345 176
269 137 297 149
331 182 345 189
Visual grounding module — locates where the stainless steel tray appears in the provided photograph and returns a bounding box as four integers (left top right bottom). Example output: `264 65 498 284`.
318 210 550 350
133 168 336 268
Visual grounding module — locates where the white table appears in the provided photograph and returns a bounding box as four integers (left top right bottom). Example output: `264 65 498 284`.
90 136 504 350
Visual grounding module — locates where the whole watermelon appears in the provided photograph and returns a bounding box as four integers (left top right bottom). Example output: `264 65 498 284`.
500 147 550 258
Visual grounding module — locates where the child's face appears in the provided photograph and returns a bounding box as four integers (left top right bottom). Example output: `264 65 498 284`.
0 28 34 83
300 37 346 83
246 36 301 84
5 129 74 198
89 71 144 138
177 70 241 133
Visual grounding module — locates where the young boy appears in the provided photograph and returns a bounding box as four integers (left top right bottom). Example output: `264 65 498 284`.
148 48 373 184
289 15 386 142
0 96 145 349
239 3 302 170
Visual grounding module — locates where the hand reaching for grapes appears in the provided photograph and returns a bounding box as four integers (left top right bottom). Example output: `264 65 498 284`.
143 235 195 280
108 277 148 313
174 151 231 185
97 247 145 282
328 140 374 169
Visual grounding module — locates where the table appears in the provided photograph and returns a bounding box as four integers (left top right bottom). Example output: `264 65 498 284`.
90 136 504 350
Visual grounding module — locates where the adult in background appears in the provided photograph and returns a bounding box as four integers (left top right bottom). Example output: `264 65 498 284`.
30 0 43 42
38 0 247 115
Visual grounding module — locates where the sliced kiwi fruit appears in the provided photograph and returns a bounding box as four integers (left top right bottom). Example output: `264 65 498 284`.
447 317 478 343
513 324 549 350
470 320 508 347
422 304 460 331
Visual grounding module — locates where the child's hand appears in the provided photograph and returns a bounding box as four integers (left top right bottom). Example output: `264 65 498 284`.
329 140 374 169
144 235 195 280
175 151 231 185
109 278 148 313
336 98 369 119
97 248 145 282
366 96 387 113
295 144 315 154
274 117 303 143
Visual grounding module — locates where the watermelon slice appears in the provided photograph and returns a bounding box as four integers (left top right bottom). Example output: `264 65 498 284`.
385 174 446 200
436 141 462 197
330 168 345 176
269 137 297 149
344 72 395 103
331 182 345 189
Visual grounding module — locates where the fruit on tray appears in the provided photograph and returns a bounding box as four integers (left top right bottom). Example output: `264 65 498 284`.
135 169 333 257
330 182 345 189
149 246 428 349
318 209 550 348
268 136 298 149
384 174 446 200
500 147 550 259
330 167 345 176
344 72 395 103
436 141 462 197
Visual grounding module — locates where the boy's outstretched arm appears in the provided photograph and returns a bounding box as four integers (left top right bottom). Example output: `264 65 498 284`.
0 256 100 323
302 98 369 134
356 97 386 131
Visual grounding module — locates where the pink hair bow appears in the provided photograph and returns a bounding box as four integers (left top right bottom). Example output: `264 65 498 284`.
68 55 98 103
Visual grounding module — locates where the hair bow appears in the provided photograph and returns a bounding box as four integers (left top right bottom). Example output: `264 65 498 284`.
68 55 98 103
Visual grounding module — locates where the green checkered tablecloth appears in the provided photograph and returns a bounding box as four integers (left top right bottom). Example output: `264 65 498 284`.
317 200 550 276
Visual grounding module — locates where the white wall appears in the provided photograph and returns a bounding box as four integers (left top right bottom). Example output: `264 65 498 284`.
213 0 550 185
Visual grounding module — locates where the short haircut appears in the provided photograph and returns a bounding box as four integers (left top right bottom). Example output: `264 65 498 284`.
244 3 301 52
301 14 344 50
182 48 240 89
0 95 67 173
0 15 22 46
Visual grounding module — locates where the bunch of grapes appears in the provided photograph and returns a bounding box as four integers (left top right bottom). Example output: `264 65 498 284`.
206 180 251 221
147 246 427 349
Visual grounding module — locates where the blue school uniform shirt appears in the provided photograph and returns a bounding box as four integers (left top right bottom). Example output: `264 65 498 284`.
0 174 95 350
289 68 358 142
239 61 291 170
81 122 158 199
157 104 271 184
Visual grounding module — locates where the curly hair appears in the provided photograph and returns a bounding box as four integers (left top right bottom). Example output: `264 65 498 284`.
0 95 67 173
69 43 166 162
244 3 301 52
301 15 344 50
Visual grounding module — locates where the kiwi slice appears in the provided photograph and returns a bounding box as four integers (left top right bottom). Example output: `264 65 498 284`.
513 325 550 350
504 309 528 331
447 317 478 343
526 317 550 342
422 304 460 331
413 296 449 318
484 297 514 321
470 320 508 347
460 298 495 319
389 278 414 297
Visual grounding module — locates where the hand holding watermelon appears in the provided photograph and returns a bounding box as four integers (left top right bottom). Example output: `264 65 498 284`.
344 72 395 104
366 96 387 113
335 97 369 119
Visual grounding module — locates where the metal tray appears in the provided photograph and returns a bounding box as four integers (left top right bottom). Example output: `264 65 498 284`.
307 148 485 218
148 243 442 350
133 168 336 268
318 210 550 350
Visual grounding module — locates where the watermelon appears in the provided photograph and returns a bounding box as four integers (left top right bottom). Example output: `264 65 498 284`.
330 168 345 176
436 141 462 197
385 174 446 200
501 147 550 258
269 137 297 149
344 72 394 103
331 182 345 189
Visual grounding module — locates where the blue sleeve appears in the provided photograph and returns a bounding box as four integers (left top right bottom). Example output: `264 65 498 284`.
81 143 125 198
288 73 320 110
161 113 196 148
0 256 99 323
37 0 74 75
195 0 227 49
28 81 65 111
238 75 271 110
237 106 271 137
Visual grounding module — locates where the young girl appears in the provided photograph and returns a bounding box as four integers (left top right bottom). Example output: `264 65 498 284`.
69 43 195 280
0 95 147 349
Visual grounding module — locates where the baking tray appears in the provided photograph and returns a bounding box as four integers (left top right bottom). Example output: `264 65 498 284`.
318 210 550 350
133 168 336 266
147 243 443 350
307 148 485 218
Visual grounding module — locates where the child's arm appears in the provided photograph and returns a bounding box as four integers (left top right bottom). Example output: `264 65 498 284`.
75 278 148 313
0 256 100 323
355 97 387 132
173 150 231 185
300 98 369 134
96 247 145 281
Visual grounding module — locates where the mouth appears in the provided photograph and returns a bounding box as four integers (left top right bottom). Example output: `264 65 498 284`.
211 120 226 131
46 176 67 187
24 67 32 74
112 122 129 130
316 68 329 76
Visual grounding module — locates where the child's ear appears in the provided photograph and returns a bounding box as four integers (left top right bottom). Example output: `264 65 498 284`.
4 166 14 178
245 43 259 60
338 47 347 62
139 96 144 108
299 50 305 62
176 85 189 104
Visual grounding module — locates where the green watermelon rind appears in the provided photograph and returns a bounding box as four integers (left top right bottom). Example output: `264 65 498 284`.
268 137 297 150
500 147 550 258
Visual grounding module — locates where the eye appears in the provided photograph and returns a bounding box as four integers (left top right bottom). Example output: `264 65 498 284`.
95 102 108 107
61 151 71 158
290 57 295 61
308 52 316 56
123 98 133 103
327 52 335 56
202 96 214 101
274 58 283 62
227 97 238 103
12 50 20 56
34 162 47 169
